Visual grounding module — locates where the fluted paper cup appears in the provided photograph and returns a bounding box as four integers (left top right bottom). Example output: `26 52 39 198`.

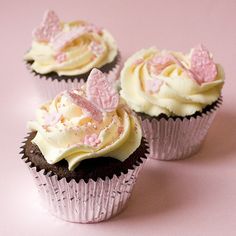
30 73 86 101
26 163 144 223
140 99 222 161
20 137 147 223
26 54 121 101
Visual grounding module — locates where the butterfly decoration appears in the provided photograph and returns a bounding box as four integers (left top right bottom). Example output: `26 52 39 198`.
148 45 217 85
148 54 175 75
32 10 61 43
86 68 119 112
67 90 103 122
52 27 87 51
32 10 103 53
67 68 119 122
190 45 217 84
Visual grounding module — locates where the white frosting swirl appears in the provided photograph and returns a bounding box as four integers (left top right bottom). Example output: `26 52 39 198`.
24 20 118 76
28 89 142 170
120 47 224 117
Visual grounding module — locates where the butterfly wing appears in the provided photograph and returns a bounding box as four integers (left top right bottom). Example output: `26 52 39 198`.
190 45 217 84
33 10 61 42
67 91 103 122
86 68 119 112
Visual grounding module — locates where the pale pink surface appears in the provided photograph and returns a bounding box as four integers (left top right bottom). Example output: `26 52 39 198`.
0 0 236 235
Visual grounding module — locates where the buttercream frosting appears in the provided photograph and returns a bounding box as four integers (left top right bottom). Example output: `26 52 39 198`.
28 69 142 171
24 10 118 76
120 46 224 117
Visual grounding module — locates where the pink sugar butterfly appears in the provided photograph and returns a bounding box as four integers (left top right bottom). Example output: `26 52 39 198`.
161 50 216 85
67 69 119 121
149 54 175 75
147 54 185 92
52 27 86 52
86 68 119 112
190 45 217 84
67 91 103 122
148 53 189 77
33 10 103 53
32 10 62 43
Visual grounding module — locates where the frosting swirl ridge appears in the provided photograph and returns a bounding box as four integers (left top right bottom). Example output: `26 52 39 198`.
24 10 118 76
28 69 141 170
120 46 224 117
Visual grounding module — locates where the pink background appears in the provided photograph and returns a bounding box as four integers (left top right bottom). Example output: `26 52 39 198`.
1 0 236 235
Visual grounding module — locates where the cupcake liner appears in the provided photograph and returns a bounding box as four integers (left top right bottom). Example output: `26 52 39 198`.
20 137 147 223
141 98 222 161
26 54 121 101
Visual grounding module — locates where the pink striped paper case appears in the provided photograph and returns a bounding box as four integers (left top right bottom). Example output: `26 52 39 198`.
140 98 222 161
26 162 144 223
20 138 148 223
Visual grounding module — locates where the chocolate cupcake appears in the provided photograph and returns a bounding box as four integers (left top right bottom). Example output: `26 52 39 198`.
24 10 121 100
21 69 148 223
120 45 224 160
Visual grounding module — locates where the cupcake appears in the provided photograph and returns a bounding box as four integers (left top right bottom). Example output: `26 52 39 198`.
120 45 224 160
24 10 120 100
20 69 148 223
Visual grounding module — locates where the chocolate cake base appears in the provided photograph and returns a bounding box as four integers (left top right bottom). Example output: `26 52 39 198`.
25 52 120 82
137 98 222 121
22 132 148 183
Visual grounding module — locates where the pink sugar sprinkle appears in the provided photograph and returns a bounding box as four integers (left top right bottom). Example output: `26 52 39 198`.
84 133 101 147
89 41 104 57
146 79 163 93
52 27 86 52
54 52 67 63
